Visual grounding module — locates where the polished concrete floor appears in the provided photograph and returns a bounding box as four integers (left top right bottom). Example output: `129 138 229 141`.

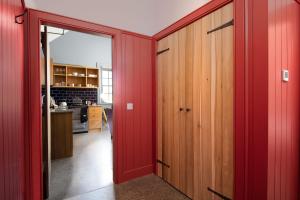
50 127 189 200
66 175 190 200
50 128 113 200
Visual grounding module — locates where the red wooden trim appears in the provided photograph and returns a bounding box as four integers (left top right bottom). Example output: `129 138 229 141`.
24 9 141 200
28 8 151 39
233 0 246 199
151 38 157 174
153 0 232 40
121 30 152 40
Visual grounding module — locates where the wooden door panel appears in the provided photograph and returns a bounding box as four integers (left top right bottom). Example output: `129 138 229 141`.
192 18 203 200
176 25 195 197
193 3 233 200
157 3 233 200
220 3 234 198
171 31 181 188
211 6 224 198
199 12 214 200
157 37 168 178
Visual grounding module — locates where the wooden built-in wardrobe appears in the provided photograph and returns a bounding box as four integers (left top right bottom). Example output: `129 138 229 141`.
157 3 234 200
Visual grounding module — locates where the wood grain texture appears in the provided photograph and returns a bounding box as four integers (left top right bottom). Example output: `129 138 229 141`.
157 27 195 198
88 106 103 130
157 37 167 178
157 3 233 199
51 112 73 159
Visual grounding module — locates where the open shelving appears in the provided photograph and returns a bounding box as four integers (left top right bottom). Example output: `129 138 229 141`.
51 63 100 89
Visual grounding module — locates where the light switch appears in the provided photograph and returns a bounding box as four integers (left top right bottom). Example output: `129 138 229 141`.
282 69 289 82
127 103 134 110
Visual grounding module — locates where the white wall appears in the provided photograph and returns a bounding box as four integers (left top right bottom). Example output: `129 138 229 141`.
50 31 112 68
152 0 211 34
25 0 156 36
25 0 211 36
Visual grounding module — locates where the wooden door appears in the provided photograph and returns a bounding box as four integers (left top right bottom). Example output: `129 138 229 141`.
193 3 234 200
178 25 194 198
157 3 233 199
157 27 194 198
157 32 181 187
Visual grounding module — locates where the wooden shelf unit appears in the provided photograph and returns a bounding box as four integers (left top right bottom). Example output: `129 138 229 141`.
51 63 100 88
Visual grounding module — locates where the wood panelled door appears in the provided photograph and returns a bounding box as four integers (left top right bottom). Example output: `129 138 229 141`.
157 3 233 200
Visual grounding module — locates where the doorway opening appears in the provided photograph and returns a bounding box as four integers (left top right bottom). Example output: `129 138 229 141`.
40 25 113 200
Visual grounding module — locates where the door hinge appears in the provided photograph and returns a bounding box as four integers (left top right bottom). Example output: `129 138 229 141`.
207 187 232 200
157 48 170 55
207 19 234 34
157 160 170 168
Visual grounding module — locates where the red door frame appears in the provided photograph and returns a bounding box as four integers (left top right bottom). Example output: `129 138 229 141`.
153 0 247 199
24 9 152 200
24 0 266 199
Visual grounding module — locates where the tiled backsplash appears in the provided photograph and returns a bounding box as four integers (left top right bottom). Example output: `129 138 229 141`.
42 88 98 105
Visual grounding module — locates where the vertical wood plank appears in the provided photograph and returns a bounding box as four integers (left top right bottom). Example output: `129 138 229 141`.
200 11 213 200
157 3 234 200
192 18 202 200
184 24 194 198
221 3 234 198
157 37 168 177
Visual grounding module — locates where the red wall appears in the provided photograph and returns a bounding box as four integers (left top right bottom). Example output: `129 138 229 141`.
0 0 25 199
117 33 153 182
268 0 300 199
245 0 269 199
25 10 154 199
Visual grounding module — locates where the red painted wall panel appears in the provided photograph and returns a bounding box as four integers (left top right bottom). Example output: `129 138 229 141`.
119 33 153 181
244 1 269 199
24 10 154 199
268 1 300 200
0 0 25 199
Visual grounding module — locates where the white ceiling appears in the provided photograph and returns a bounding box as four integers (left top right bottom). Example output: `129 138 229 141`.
25 0 211 36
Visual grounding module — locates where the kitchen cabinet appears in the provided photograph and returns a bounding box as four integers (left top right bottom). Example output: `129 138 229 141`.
88 106 103 131
51 110 73 160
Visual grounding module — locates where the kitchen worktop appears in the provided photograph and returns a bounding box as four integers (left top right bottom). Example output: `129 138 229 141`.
51 109 73 113
89 104 112 109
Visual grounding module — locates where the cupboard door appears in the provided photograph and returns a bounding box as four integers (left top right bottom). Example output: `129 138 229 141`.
193 3 234 200
157 28 194 196
157 33 180 186
178 25 194 198
157 3 233 199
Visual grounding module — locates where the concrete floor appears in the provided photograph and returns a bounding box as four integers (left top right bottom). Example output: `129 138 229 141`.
50 128 113 200
50 127 189 200
66 175 190 200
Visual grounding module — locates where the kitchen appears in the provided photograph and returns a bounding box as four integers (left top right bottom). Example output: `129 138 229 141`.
40 26 113 200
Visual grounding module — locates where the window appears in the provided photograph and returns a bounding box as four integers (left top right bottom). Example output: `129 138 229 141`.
100 69 112 104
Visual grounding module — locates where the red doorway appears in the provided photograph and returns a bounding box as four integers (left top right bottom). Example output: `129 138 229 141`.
24 9 154 200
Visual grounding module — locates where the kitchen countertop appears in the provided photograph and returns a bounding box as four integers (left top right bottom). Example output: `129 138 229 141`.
89 104 112 109
51 109 73 113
